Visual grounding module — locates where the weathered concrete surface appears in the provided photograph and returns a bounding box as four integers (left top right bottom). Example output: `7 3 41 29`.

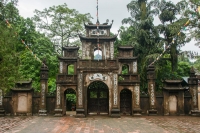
1 116 200 133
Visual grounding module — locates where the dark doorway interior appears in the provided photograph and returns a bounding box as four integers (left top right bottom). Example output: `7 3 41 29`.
87 81 109 115
120 89 132 115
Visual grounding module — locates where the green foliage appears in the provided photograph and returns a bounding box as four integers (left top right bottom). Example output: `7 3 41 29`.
157 0 189 72
32 3 92 55
177 61 191 76
183 0 200 48
48 78 56 94
121 0 161 91
0 0 20 92
18 50 41 91
193 58 200 72
68 65 74 75
122 65 129 74
0 24 20 92
118 76 124 82
66 94 76 104
120 0 193 92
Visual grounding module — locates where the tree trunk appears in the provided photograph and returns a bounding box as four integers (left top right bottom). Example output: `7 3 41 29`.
170 43 178 72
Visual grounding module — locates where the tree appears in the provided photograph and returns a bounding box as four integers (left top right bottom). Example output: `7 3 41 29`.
193 58 200 71
182 0 200 62
121 0 161 91
157 0 190 72
32 3 92 55
17 19 59 92
0 0 20 92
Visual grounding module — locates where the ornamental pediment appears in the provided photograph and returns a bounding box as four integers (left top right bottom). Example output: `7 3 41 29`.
89 73 107 81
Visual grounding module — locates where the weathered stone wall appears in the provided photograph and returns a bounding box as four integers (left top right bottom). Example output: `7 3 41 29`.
184 96 192 114
2 95 192 116
46 96 56 114
32 96 40 114
140 96 192 115
3 96 12 114
3 95 56 115
140 96 163 115
32 96 56 115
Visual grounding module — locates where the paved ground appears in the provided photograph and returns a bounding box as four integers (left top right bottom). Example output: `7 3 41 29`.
1 115 200 133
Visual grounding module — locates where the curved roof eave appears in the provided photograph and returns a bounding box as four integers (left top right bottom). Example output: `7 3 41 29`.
84 23 112 29
79 35 117 41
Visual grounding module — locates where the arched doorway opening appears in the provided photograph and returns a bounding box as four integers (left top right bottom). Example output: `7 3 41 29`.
94 47 102 60
64 88 76 116
120 89 132 115
87 81 109 115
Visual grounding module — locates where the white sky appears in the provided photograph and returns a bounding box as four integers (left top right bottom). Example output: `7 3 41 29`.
17 0 199 54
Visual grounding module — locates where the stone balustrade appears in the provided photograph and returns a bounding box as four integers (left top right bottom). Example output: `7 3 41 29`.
56 75 77 83
118 74 140 83
78 60 118 69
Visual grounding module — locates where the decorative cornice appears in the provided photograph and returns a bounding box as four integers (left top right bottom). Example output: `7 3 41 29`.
58 56 78 60
79 35 117 41
84 23 112 29
62 46 79 50
118 46 134 50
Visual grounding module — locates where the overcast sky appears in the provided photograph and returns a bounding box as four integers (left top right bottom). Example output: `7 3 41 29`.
17 0 199 54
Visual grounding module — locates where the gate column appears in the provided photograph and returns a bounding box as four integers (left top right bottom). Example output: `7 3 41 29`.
39 60 48 116
132 84 142 116
54 84 63 116
188 67 200 115
111 73 120 117
75 72 85 117
147 65 157 115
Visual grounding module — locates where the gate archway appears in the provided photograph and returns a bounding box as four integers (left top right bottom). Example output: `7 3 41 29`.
64 88 76 115
87 81 109 115
120 88 132 115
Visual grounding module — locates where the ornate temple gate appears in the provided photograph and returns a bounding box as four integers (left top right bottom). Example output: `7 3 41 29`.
120 89 132 115
54 19 141 117
87 81 109 114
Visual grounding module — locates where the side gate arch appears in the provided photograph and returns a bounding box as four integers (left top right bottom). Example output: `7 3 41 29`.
59 86 77 116
54 84 77 116
120 88 132 115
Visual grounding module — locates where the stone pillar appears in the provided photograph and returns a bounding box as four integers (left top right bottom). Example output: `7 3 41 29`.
54 84 63 116
38 61 48 116
188 67 200 115
133 84 142 116
75 72 85 117
147 65 157 115
0 89 5 116
111 73 120 117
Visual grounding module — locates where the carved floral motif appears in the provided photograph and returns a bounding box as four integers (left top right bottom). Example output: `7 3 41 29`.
113 74 118 105
89 73 107 81
135 86 139 106
57 86 60 105
110 42 114 60
59 62 63 73
78 73 83 106
133 62 137 73
150 84 155 106
41 83 45 106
